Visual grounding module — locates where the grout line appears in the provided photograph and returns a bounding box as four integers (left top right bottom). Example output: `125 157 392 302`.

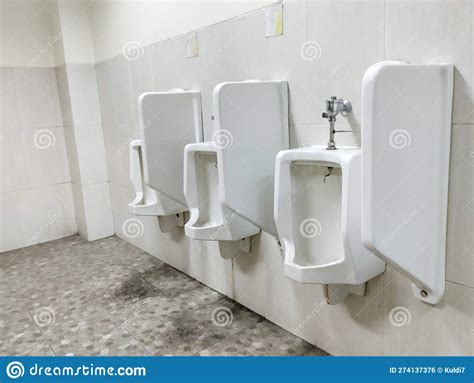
1 181 73 195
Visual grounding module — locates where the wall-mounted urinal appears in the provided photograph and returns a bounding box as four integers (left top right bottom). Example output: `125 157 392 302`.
184 80 289 258
361 61 453 304
274 91 385 303
129 89 203 233
274 146 385 302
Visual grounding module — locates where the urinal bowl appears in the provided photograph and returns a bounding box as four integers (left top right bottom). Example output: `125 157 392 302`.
183 142 260 244
274 145 385 285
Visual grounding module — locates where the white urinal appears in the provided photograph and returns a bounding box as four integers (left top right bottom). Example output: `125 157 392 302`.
129 89 203 233
184 80 289 258
274 61 453 305
274 146 385 289
184 141 259 258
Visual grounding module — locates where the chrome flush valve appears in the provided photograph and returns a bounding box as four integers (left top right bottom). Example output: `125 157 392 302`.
322 96 352 150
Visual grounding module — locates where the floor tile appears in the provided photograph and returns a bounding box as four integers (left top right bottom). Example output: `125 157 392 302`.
193 298 263 338
92 273 162 312
140 264 202 294
0 235 321 356
110 295 191 335
197 341 254 356
223 321 314 356
51 330 149 356
133 298 262 356
39 305 150 356
135 325 220 356
0 310 53 356
172 283 224 310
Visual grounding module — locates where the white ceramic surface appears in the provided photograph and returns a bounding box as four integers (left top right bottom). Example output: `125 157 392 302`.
129 89 203 216
183 141 259 242
274 145 385 285
216 80 289 237
361 61 454 304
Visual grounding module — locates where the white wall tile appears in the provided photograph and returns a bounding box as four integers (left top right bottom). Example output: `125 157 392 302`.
71 181 87 237
1 187 40 251
108 55 135 125
187 239 230 296
56 65 73 128
63 125 81 184
0 127 71 192
308 0 385 125
232 232 271 316
386 0 473 124
102 124 137 186
74 125 109 185
0 183 77 252
81 182 114 241
0 67 20 130
446 124 474 287
65 64 103 127
96 60 120 125
0 129 30 192
246 2 311 125
13 67 63 128
384 266 473 356
96 56 135 126
35 182 77 244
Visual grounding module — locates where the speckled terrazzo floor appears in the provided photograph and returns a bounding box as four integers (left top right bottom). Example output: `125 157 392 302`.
0 235 329 356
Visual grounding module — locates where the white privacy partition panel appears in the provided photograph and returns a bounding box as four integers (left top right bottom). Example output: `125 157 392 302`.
215 80 289 237
140 90 203 207
361 61 454 304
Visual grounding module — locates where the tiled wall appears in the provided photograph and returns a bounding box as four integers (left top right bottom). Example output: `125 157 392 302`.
96 0 473 356
56 63 114 241
0 67 77 251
